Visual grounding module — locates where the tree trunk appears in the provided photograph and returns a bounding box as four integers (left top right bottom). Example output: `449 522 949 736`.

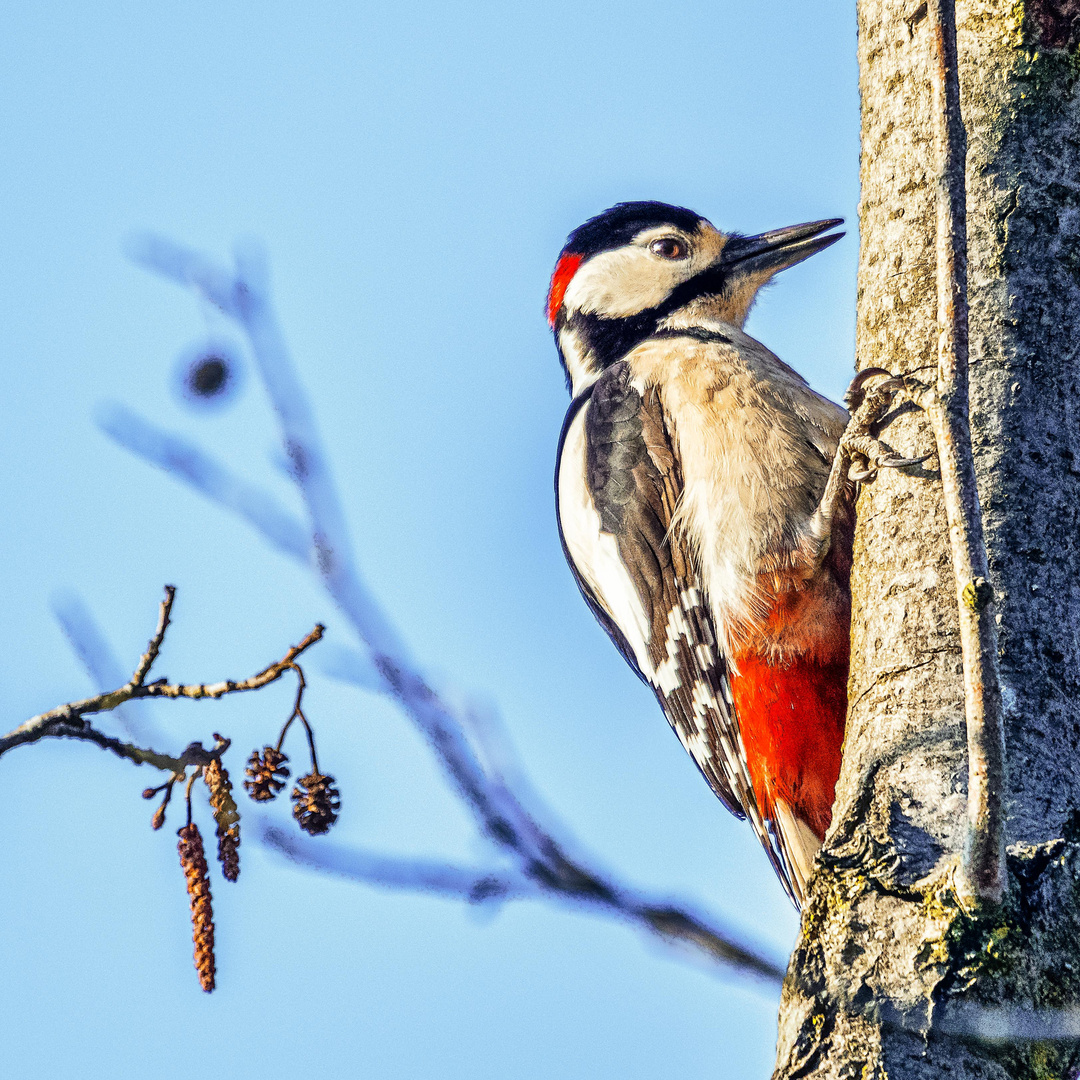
774 3 1080 1076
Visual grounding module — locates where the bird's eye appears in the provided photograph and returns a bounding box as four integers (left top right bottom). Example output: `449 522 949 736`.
649 237 688 260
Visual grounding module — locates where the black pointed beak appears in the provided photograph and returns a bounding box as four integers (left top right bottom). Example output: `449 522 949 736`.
718 218 844 277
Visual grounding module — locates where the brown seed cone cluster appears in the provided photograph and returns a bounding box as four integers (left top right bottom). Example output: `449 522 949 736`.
291 772 341 835
244 746 290 801
204 759 241 882
177 824 216 992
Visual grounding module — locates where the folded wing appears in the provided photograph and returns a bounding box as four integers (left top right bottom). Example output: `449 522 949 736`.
556 360 802 902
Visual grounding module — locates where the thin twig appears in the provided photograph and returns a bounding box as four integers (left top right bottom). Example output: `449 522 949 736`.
22 725 225 774
259 819 785 979
130 584 175 686
2 587 324 762
257 820 540 902
926 0 1006 905
274 662 321 771
97 403 312 564
184 770 199 827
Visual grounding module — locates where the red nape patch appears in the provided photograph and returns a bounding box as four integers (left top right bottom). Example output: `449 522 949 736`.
729 652 848 841
546 252 584 326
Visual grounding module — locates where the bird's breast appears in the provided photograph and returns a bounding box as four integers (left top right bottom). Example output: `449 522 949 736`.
624 324 848 656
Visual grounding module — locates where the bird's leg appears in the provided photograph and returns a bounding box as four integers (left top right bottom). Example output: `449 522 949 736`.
799 369 926 575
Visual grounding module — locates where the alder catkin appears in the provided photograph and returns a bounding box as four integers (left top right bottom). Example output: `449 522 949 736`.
204 759 241 881
177 824 215 992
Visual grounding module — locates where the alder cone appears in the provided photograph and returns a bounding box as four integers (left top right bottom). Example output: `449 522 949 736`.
244 746 290 802
291 772 340 836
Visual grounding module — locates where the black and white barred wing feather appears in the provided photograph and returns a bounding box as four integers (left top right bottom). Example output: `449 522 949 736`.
556 361 788 890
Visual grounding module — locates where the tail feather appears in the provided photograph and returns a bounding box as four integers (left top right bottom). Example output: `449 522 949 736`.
771 798 823 905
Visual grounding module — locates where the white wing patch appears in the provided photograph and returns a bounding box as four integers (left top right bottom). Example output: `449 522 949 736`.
557 405 655 680
653 602 690 694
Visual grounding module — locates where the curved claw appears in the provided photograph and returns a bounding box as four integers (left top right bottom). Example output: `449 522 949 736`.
873 376 908 396
848 453 927 484
844 366 895 410
877 453 929 470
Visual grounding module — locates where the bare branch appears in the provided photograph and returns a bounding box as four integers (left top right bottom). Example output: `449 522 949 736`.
255 819 538 902
138 623 324 702
98 403 312 563
41 725 225 776
3 587 324 762
133 236 410 661
127 234 239 316
259 813 785 980
121 237 606 873
926 0 1006 906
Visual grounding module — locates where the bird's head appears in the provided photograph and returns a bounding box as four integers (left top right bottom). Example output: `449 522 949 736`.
547 201 843 395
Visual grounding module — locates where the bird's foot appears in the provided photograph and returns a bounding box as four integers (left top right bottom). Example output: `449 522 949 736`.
839 368 927 482
797 369 926 577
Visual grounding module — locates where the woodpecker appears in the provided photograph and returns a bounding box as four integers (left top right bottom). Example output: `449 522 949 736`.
549 201 897 906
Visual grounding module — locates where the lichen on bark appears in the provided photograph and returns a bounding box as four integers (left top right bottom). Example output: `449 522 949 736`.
773 4 1080 1077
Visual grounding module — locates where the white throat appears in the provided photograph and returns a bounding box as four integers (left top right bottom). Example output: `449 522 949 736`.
558 323 602 398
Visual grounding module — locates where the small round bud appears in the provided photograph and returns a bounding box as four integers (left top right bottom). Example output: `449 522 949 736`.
173 338 243 411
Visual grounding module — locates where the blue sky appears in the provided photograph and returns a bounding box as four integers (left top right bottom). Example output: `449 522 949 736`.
0 3 859 1077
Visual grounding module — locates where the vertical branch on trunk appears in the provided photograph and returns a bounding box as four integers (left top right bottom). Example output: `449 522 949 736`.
925 0 1005 906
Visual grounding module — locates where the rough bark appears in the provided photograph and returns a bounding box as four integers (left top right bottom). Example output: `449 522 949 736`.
774 4 1080 1077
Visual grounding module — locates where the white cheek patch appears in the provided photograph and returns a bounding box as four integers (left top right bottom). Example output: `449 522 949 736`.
562 225 723 320
564 248 682 318
557 406 655 678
